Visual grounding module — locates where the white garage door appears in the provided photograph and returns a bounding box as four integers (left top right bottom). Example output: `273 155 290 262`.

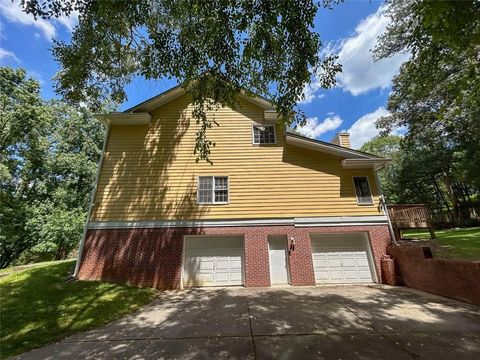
183 236 244 287
311 233 375 284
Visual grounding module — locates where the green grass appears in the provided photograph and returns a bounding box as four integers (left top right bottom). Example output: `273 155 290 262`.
0 260 73 275
0 260 156 359
402 227 480 260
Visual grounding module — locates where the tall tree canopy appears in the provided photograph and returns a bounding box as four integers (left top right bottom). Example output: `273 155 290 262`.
20 0 342 162
374 0 480 187
0 67 104 267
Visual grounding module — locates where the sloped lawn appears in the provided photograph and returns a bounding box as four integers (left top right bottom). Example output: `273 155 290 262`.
0 260 156 359
402 227 480 261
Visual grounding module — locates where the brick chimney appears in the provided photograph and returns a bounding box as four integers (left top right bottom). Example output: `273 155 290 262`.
331 132 351 148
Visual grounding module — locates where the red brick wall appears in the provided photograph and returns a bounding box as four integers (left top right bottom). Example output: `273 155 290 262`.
387 246 480 306
77 225 391 289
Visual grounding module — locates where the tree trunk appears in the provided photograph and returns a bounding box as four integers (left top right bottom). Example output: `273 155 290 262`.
443 174 460 222
432 177 453 223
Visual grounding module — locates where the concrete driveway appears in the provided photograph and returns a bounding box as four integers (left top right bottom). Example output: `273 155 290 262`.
15 285 480 360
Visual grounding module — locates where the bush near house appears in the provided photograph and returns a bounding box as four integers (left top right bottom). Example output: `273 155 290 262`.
0 260 156 359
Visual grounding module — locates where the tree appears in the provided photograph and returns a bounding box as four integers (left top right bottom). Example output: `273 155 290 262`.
20 0 342 163
360 135 402 203
372 0 480 223
0 67 52 267
374 0 480 187
0 67 104 267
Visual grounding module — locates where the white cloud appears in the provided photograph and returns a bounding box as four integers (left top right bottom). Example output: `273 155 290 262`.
299 77 325 104
0 0 56 40
0 47 19 62
336 5 409 95
0 0 78 41
56 11 79 31
348 107 390 149
297 114 343 139
302 5 409 100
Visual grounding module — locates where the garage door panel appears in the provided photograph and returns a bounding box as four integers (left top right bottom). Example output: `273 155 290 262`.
341 258 356 267
311 233 374 284
356 258 369 267
183 236 244 287
359 270 373 280
316 271 329 280
200 261 214 271
344 270 360 279
327 259 342 267
230 272 242 281
329 270 344 280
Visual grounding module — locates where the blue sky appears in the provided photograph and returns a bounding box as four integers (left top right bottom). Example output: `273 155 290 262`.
0 0 408 149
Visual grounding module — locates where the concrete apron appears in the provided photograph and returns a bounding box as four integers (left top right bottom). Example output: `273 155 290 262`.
14 285 480 360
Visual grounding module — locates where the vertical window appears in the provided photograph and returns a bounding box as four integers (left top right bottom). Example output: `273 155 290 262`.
253 125 276 144
353 177 373 205
198 176 229 204
198 177 213 203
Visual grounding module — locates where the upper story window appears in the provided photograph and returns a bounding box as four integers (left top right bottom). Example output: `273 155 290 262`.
198 176 229 204
353 176 373 205
253 125 276 144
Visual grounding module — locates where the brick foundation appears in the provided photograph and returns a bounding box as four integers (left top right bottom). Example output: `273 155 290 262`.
77 225 391 289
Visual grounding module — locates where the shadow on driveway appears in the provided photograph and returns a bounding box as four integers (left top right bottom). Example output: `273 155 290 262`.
14 285 480 359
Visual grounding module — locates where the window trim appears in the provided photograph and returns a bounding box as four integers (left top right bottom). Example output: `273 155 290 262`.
352 176 374 206
197 176 229 205
252 124 277 145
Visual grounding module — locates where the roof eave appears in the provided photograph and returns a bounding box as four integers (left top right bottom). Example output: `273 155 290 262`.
285 132 383 160
341 158 391 170
94 112 151 126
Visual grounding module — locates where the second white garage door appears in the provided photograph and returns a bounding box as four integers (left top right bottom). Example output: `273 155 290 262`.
311 233 376 284
183 236 244 287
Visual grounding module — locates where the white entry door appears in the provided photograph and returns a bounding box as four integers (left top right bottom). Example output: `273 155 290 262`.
183 236 244 287
311 233 375 284
269 235 289 285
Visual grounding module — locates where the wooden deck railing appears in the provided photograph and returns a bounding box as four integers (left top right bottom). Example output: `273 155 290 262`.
388 204 431 223
387 204 435 240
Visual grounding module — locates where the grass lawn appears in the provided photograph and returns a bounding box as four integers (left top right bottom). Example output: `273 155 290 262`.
0 260 72 276
0 260 156 359
402 227 480 261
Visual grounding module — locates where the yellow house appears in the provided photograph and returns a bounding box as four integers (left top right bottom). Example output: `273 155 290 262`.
75 86 393 289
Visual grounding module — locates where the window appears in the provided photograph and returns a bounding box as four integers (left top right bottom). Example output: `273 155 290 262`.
353 177 373 205
253 125 276 144
198 176 229 204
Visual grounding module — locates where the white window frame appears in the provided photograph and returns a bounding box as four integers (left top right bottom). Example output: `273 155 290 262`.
197 176 229 204
353 176 374 205
252 124 276 145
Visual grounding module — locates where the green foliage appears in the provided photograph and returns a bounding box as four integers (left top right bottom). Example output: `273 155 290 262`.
375 0 480 185
0 67 104 268
21 0 342 162
26 203 85 261
361 134 480 224
372 0 480 221
360 135 402 203
0 260 156 359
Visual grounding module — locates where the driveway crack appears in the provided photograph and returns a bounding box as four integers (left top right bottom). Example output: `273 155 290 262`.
245 292 257 360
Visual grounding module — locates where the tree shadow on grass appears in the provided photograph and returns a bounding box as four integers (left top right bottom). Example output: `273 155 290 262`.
0 260 155 359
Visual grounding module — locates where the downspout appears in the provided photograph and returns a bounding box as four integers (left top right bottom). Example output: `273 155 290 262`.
73 120 110 277
374 168 398 245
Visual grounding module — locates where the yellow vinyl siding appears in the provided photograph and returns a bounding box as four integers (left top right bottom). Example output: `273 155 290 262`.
91 94 382 221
